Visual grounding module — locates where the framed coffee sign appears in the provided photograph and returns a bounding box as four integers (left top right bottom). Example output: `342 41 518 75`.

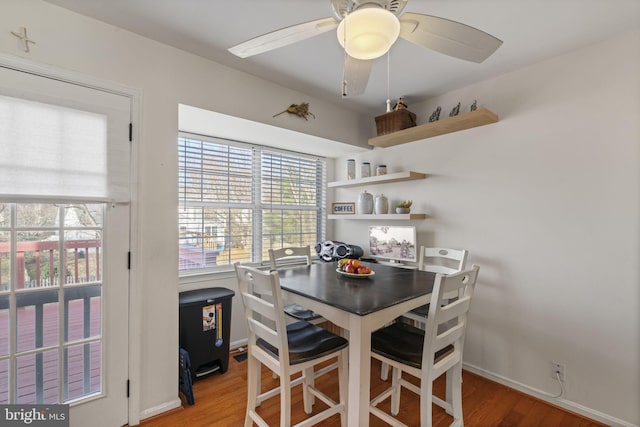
331 202 355 215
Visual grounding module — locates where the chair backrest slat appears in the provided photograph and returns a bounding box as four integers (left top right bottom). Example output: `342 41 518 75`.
243 293 277 322
247 317 280 349
435 296 471 325
434 322 465 352
419 247 468 275
269 246 312 270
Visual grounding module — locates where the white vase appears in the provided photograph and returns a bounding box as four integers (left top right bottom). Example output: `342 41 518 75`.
357 191 374 214
374 194 389 214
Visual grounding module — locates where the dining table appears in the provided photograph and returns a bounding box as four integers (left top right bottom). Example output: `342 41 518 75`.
277 261 436 427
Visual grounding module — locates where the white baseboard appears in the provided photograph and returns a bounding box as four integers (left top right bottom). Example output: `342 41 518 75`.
136 340 247 425
463 362 637 427
230 338 248 351
139 398 182 422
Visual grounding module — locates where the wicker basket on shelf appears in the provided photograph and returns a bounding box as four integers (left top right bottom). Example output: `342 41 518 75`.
374 109 417 136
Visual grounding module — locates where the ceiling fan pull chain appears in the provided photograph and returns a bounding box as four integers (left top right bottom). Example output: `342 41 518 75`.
386 50 391 112
341 10 349 97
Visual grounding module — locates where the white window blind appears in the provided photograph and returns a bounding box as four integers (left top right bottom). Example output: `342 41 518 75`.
261 151 323 250
178 133 326 272
0 66 131 203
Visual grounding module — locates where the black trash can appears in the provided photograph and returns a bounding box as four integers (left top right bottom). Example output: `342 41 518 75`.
179 287 235 381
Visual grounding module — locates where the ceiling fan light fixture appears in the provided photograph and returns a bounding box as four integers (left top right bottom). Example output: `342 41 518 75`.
337 7 400 60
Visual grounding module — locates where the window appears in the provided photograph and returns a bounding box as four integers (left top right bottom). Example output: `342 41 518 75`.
178 133 326 272
0 203 104 404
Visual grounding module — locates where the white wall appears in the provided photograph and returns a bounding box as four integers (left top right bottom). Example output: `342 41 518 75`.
333 31 640 426
1 0 366 422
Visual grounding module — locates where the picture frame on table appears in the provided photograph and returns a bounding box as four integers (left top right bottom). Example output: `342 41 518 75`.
331 202 355 215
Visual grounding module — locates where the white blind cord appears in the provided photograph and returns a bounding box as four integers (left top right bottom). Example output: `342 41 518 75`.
386 51 391 112
341 12 348 97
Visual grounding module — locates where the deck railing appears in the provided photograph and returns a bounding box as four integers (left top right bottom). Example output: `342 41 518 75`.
0 239 101 291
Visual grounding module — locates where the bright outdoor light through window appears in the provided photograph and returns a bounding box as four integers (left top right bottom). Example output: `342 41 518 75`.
178 133 326 272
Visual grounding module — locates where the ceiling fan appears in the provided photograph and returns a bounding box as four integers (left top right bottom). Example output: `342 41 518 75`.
228 0 503 97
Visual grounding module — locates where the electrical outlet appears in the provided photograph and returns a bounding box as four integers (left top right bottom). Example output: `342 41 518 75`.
551 362 566 382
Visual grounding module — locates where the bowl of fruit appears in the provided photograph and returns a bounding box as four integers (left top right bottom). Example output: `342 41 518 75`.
336 259 375 278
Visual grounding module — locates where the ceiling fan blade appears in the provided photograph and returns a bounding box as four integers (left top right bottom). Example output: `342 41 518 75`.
342 55 372 97
399 12 502 63
228 17 338 58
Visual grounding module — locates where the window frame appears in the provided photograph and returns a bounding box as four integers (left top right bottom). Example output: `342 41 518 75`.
178 132 326 276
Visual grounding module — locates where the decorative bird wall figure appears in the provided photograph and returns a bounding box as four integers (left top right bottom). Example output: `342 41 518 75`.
273 102 315 120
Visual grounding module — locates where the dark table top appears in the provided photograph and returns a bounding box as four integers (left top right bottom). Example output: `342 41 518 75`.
277 261 436 316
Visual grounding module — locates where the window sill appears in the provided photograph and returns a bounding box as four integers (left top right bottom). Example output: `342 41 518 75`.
179 267 236 287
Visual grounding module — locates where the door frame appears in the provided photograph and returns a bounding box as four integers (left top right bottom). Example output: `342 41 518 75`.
0 53 143 425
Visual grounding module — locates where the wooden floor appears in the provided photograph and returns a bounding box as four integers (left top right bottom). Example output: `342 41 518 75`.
140 349 605 427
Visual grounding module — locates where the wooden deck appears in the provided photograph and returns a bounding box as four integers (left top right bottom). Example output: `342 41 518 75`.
0 295 101 404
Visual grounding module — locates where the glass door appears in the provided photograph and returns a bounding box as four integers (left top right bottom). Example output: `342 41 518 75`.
0 65 131 427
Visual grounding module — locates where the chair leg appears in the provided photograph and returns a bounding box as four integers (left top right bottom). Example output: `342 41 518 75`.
245 355 259 427
280 374 292 427
390 366 402 416
445 370 453 415
420 379 434 427
380 362 389 380
302 367 314 414
451 364 464 425
337 352 348 427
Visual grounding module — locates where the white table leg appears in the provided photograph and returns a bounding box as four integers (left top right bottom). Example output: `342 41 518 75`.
347 317 371 427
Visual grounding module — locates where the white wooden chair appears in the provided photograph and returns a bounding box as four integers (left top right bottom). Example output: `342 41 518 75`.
402 247 469 325
381 247 468 380
370 265 480 427
234 263 348 427
268 246 325 325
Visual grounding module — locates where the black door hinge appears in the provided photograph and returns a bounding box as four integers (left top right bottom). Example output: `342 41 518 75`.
129 123 133 142
127 251 131 270
127 379 130 398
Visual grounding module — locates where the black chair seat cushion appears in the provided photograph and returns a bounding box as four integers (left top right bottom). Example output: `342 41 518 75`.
372 321 453 369
409 303 430 317
257 321 348 365
284 303 322 321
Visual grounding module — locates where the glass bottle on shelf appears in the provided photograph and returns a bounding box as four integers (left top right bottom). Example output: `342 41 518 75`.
361 162 371 178
347 159 356 180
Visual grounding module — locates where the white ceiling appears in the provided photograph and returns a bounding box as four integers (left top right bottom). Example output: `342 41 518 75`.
44 0 640 115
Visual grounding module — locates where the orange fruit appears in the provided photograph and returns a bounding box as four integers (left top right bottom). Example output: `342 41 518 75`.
356 266 369 274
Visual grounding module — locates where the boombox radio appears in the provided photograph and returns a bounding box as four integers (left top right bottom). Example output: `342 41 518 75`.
315 240 364 262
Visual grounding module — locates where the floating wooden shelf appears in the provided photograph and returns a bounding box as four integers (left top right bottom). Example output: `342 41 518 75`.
328 213 426 220
328 170 426 188
368 108 499 148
